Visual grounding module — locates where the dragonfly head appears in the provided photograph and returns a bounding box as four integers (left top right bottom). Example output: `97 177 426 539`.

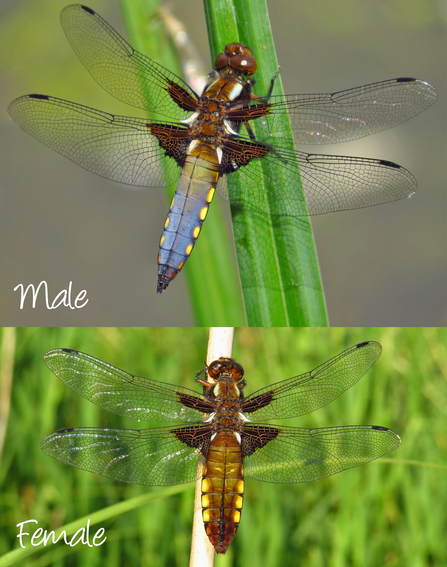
214 43 257 76
208 357 245 382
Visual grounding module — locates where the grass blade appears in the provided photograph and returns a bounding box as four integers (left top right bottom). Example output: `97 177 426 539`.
203 0 328 326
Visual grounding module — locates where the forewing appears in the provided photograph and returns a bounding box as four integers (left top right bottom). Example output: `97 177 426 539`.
255 78 437 144
44 349 211 423
243 424 401 483
217 144 416 216
60 5 198 120
41 426 206 486
7 95 183 187
242 341 382 420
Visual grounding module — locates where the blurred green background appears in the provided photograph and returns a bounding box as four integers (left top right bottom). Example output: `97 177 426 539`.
0 327 446 566
0 0 445 325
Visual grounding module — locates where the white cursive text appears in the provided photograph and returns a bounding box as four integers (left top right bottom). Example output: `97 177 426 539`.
16 519 106 548
13 281 88 310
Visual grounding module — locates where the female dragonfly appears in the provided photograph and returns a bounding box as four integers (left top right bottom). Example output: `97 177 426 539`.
41 341 400 553
8 5 437 291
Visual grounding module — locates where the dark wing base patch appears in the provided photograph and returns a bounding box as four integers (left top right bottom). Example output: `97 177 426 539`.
147 124 190 168
220 138 272 174
176 392 215 413
242 391 274 413
241 425 279 457
172 425 212 458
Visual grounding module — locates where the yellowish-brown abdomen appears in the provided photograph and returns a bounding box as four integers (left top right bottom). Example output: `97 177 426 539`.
201 431 244 554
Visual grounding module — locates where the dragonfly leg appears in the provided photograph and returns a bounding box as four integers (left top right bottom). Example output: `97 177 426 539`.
265 67 281 101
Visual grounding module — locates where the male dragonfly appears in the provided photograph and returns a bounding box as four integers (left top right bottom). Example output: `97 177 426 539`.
8 5 437 292
41 341 400 553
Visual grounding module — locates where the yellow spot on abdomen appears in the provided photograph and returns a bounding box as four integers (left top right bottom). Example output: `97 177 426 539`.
206 187 215 203
202 494 212 508
170 196 175 209
185 243 193 255
193 225 201 239
231 510 241 523
234 480 244 493
233 494 243 508
200 206 209 221
157 254 161 263
177 261 184 270
202 478 213 492
164 217 170 229
203 509 213 522
159 235 165 246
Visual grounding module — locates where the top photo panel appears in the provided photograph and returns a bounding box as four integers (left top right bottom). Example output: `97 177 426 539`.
1 0 445 326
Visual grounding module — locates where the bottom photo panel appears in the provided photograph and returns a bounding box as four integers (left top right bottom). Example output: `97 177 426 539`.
0 327 446 567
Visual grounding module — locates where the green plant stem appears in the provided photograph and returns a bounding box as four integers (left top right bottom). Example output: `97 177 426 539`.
203 0 328 326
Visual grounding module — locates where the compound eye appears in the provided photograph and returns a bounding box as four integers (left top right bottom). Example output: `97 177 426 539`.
215 52 230 69
208 359 224 377
231 53 257 75
229 362 244 381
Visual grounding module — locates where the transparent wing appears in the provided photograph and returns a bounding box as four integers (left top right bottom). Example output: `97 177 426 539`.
7 95 182 187
41 426 206 486
244 424 401 483
44 349 209 423
9 93 417 215
216 78 435 215
256 78 437 144
242 341 382 420
60 4 198 120
217 145 416 216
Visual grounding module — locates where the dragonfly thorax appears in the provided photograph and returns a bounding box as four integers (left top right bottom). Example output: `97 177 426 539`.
188 98 229 142
202 69 255 103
